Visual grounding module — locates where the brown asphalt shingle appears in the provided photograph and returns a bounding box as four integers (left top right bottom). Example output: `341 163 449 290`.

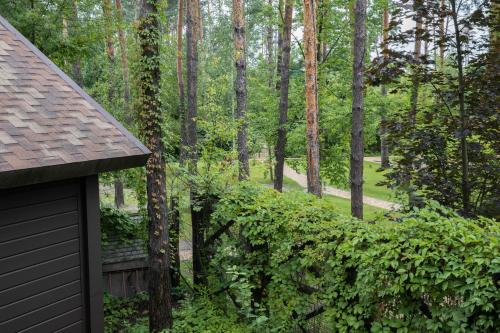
0 17 149 180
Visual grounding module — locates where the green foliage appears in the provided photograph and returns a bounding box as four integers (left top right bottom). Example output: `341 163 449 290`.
100 206 144 244
170 297 248 333
103 292 148 333
210 184 499 331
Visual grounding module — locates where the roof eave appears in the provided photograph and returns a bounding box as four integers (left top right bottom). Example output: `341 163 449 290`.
0 153 149 189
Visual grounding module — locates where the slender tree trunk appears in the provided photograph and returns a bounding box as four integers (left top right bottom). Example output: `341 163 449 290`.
275 0 284 90
439 0 445 70
68 1 83 86
274 0 293 191
409 0 423 126
115 0 131 115
102 0 115 80
380 6 390 169
186 0 205 287
138 0 173 330
232 0 250 180
350 0 366 219
450 0 470 214
303 0 321 196
102 0 126 208
114 176 125 208
177 0 188 165
169 196 181 290
266 0 274 87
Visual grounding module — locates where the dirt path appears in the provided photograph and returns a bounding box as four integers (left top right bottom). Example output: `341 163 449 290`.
364 156 381 163
283 164 401 210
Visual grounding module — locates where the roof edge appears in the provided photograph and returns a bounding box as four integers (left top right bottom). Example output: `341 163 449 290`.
0 154 149 189
0 14 151 156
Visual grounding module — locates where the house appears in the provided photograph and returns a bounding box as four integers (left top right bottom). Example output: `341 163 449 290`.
0 15 150 333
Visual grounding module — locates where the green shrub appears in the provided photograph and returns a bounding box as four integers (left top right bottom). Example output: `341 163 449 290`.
210 183 499 332
103 292 148 333
100 205 144 244
170 297 248 333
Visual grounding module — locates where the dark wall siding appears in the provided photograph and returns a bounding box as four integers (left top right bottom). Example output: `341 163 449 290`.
0 181 86 332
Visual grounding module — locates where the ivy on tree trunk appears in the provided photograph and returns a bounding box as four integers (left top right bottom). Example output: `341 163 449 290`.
138 0 173 330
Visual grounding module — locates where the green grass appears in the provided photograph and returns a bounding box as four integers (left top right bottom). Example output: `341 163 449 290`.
250 160 387 220
323 195 386 221
249 160 304 191
287 158 395 201
361 161 394 201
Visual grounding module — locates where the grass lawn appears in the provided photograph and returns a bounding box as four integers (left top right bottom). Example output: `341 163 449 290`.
286 159 396 201
250 160 387 220
323 195 386 221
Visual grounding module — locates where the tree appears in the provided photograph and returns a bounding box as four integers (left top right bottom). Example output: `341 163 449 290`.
102 0 126 208
409 0 423 126
137 0 173 330
350 0 366 219
115 0 131 115
274 0 293 191
232 0 250 180
449 0 470 214
303 0 321 196
379 4 390 169
186 0 204 287
177 0 187 165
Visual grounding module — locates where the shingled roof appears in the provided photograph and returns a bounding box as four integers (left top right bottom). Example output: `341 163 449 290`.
0 15 150 188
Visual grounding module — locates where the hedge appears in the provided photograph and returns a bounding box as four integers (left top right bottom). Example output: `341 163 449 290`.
210 184 499 332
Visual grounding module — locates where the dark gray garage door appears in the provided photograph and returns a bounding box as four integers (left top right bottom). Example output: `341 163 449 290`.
0 181 86 332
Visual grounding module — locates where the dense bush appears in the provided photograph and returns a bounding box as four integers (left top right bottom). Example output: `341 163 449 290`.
210 184 499 332
103 292 148 333
100 206 144 244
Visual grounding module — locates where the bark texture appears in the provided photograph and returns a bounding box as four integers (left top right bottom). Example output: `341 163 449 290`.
232 0 250 180
275 0 284 90
169 196 181 290
138 0 173 330
450 0 470 214
177 0 187 164
186 0 204 287
274 0 293 191
115 0 131 114
303 0 321 196
409 0 423 126
114 177 124 208
350 0 366 219
380 6 390 169
439 0 445 70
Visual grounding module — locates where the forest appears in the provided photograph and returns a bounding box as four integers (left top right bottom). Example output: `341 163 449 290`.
0 0 498 332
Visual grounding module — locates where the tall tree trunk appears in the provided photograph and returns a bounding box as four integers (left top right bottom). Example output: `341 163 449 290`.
274 0 293 191
303 0 321 196
102 0 115 69
186 0 204 287
380 6 390 169
232 0 250 180
350 0 366 219
177 0 188 165
102 0 125 208
409 0 423 126
439 0 445 70
115 0 131 115
275 0 284 90
67 1 83 86
169 196 181 291
266 0 274 88
138 0 173 330
450 0 470 214
114 176 125 208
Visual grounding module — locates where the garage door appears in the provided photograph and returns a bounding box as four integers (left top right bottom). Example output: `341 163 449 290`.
0 181 86 332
